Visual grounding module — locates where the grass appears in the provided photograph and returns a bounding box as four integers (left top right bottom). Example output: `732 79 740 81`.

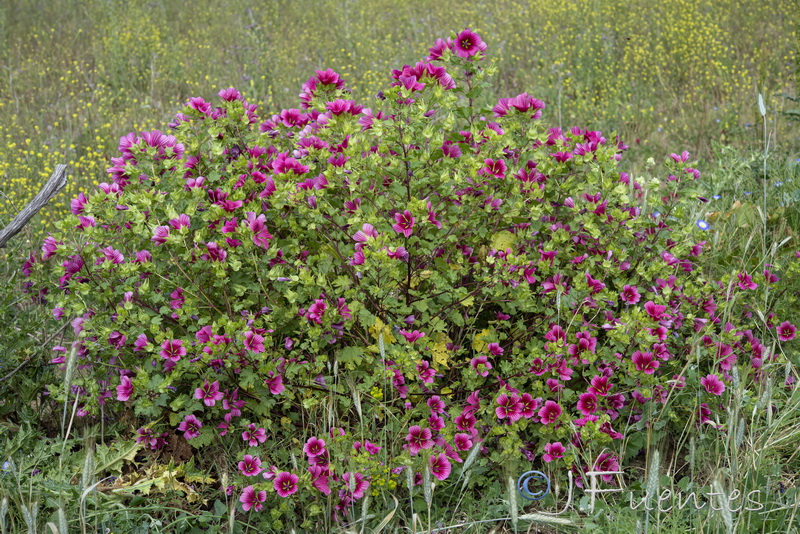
1 0 799 532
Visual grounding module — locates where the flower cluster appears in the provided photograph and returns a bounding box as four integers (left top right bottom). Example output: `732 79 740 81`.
28 28 798 528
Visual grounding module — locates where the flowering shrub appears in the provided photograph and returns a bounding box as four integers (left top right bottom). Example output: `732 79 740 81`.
28 29 797 529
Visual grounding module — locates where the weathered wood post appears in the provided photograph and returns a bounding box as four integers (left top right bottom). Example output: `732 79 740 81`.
0 164 68 248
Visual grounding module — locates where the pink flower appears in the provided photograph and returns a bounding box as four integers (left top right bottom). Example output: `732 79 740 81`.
265 373 285 395
470 356 492 377
133 334 149 352
588 375 612 396
151 225 170 245
519 393 540 418
169 214 191 230
632 351 659 374
700 374 726 396
487 343 504 356
427 395 446 413
102 246 124 264
304 437 327 457
643 301 667 321
480 158 507 179
427 37 453 61
308 465 331 495
244 331 265 353
160 339 186 362
593 453 620 481
550 151 573 163
194 380 224 407
777 321 796 341
429 453 452 481
620 285 642 304
542 442 566 463
453 28 487 58
453 433 473 451
306 299 327 324
238 455 263 477
177 414 202 440
576 392 598 415
417 361 436 383
737 272 758 290
538 400 562 425
400 329 425 343
392 210 416 237
240 485 266 512
274 472 299 497
342 472 370 499
242 423 267 446
495 393 523 422
116 375 134 402
405 425 433 455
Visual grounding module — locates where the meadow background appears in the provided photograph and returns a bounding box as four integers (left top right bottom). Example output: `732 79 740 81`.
1 0 799 532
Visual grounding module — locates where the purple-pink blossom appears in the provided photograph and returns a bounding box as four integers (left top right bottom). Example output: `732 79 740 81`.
274 472 299 497
700 374 726 396
240 485 266 512
177 414 202 440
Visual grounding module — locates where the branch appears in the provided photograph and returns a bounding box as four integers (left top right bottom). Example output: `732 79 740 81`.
0 164 68 248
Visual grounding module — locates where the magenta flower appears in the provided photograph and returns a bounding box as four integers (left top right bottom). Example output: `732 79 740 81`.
480 158 507 179
392 210 416 237
495 393 523 422
160 339 186 362
306 299 327 324
487 343 504 356
441 141 462 158
576 392 598 415
308 465 331 495
416 360 436 383
519 393 540 418
102 246 124 264
427 37 453 61
632 351 659 374
342 472 371 499
644 301 667 321
194 380 224 407
405 425 434 455
701 374 726 396
116 375 134 402
471 355 492 377
274 472 299 497
427 395 446 413
400 329 425 343
177 414 202 440
238 455 263 477
265 373 285 395
169 214 191 230
242 423 267 446
542 442 566 463
303 436 327 458
151 225 170 245
429 453 452 481
538 400 562 425
243 331 265 353
453 433 473 451
777 321 796 341
550 151 573 163
453 28 487 58
588 375 612 396
737 272 758 290
353 223 378 243
240 485 266 512
593 453 620 481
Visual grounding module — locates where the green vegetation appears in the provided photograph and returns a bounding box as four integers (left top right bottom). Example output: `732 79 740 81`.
1 1 798 532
